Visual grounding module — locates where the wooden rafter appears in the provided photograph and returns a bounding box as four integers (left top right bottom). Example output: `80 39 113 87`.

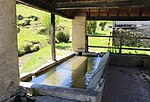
55 1 150 10
107 9 110 17
139 8 143 16
128 8 131 17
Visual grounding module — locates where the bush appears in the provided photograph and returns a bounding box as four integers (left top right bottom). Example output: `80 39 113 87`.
56 31 70 43
18 42 40 56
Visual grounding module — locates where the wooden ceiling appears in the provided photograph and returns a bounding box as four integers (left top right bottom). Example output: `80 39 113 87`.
17 0 150 21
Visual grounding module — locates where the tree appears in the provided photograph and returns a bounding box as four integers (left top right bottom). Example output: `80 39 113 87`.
43 14 60 44
87 21 97 34
99 22 107 30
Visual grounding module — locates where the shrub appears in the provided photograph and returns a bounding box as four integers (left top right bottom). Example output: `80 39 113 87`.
18 42 40 56
56 31 70 43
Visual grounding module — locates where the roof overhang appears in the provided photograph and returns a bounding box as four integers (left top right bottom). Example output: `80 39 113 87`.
17 0 150 21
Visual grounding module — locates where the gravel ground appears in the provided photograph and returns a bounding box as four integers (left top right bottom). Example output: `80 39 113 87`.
102 66 150 102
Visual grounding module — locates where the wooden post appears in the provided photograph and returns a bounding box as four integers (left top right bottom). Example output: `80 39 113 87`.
51 13 56 60
85 34 89 52
119 35 123 54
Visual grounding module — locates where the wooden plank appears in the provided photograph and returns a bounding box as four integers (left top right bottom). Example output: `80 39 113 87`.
121 47 150 51
88 46 150 51
87 35 150 39
88 46 114 49
55 1 150 10
87 35 114 38
51 13 56 61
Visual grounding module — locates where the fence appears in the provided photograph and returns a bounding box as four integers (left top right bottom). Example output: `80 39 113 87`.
87 35 150 54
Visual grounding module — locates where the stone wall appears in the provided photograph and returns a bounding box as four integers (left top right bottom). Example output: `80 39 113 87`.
109 54 150 68
0 0 20 101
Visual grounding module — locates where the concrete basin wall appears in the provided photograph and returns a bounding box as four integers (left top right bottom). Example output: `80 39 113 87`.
109 54 150 68
87 52 110 89
20 52 110 102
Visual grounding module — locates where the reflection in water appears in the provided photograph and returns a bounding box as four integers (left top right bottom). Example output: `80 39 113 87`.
29 56 102 88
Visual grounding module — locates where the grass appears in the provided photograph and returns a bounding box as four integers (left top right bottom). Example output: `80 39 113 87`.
18 28 47 44
17 4 49 22
56 42 72 57
88 29 112 52
21 43 72 73
56 42 72 50
121 46 150 55
18 27 48 56
21 45 51 73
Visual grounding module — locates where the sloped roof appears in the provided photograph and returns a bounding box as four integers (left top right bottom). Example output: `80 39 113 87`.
17 0 150 20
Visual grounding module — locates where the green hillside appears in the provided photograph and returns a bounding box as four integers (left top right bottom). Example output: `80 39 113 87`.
17 4 72 73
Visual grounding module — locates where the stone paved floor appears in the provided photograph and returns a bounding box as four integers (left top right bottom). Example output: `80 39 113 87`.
102 66 150 102
35 96 77 102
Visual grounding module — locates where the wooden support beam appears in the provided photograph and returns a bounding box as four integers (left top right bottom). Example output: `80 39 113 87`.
85 35 89 52
51 13 56 61
55 1 150 10
119 36 123 54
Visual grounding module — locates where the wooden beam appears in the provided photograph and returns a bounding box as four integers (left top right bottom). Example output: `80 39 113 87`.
87 16 150 21
88 46 150 51
51 13 56 61
87 35 150 40
17 0 74 19
55 1 150 10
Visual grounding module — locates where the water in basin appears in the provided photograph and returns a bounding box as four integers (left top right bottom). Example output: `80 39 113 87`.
28 56 102 88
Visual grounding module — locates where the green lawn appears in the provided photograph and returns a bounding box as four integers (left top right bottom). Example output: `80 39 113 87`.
20 42 72 73
21 45 51 73
88 30 112 52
